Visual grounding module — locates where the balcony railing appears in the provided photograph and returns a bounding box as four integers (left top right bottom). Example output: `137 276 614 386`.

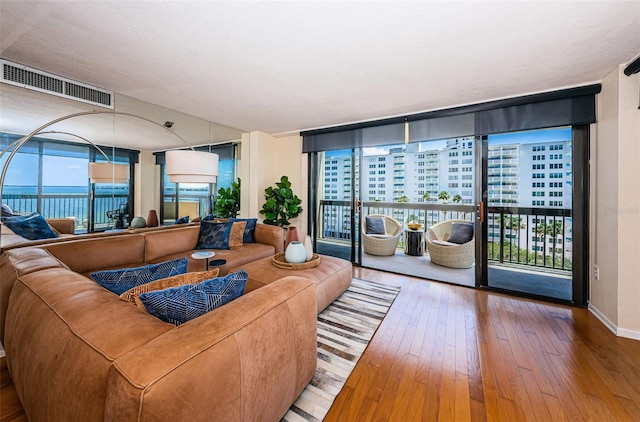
2 193 129 231
318 200 572 272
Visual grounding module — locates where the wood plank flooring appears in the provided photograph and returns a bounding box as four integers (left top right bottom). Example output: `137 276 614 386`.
1 267 640 421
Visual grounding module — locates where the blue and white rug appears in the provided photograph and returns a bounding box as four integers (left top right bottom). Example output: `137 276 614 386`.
282 278 401 422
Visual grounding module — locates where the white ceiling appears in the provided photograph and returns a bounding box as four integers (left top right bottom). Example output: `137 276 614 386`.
1 1 639 144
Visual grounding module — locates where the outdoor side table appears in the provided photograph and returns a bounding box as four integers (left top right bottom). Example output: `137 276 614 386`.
404 229 425 256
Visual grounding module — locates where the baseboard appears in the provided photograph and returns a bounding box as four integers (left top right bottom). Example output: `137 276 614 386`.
589 305 640 341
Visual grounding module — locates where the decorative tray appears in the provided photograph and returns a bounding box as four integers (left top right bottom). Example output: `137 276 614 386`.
272 252 321 270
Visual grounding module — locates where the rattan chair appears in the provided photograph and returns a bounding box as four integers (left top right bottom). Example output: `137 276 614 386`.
362 214 402 256
426 219 475 268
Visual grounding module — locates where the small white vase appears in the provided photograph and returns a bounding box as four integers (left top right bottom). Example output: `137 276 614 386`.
285 241 307 264
303 235 313 261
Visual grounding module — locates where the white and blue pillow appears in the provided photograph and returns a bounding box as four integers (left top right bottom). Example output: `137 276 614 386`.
229 217 257 243
139 270 248 325
90 258 188 295
1 212 58 240
196 221 233 249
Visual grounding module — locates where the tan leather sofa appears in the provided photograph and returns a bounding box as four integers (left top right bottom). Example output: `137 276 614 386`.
0 223 317 422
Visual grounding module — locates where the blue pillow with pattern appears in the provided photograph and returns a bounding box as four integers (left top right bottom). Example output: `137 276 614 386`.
139 270 248 325
196 221 233 250
90 258 188 295
1 212 58 240
175 215 189 224
229 218 257 243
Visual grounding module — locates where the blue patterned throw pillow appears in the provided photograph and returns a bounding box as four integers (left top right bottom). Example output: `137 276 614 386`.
196 221 233 250
139 270 248 325
90 258 188 295
1 212 58 240
175 215 189 224
229 218 257 243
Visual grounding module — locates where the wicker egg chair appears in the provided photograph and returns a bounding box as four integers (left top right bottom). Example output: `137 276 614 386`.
426 219 475 268
362 214 402 256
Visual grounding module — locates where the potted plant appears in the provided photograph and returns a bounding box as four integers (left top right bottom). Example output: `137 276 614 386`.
259 175 302 228
213 178 241 219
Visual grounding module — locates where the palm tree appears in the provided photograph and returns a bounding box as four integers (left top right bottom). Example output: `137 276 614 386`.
452 194 462 204
422 192 431 201
535 220 564 258
438 190 450 204
397 195 409 203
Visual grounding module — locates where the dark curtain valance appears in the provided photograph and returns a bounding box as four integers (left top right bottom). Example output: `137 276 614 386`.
154 143 236 165
302 122 404 153
302 84 601 152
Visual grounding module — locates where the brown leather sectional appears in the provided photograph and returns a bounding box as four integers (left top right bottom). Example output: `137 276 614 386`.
0 223 319 421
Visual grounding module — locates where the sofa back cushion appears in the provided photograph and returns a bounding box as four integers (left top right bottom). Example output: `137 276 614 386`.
142 226 200 262
43 234 146 274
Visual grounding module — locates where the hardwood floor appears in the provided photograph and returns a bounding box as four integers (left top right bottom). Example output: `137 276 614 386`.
1 268 640 421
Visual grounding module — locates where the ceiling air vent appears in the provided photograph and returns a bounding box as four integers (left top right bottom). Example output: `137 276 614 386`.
1 59 114 109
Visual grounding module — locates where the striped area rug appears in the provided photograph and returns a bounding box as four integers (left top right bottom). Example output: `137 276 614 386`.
282 278 401 422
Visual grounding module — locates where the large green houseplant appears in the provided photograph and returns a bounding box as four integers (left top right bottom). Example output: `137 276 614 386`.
259 175 302 228
213 178 241 218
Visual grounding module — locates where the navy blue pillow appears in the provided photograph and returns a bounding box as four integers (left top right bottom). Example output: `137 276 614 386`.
196 221 233 249
139 270 248 325
175 215 189 224
365 216 386 235
1 204 14 217
90 258 188 295
229 218 257 243
1 212 58 240
448 222 474 244
201 214 215 221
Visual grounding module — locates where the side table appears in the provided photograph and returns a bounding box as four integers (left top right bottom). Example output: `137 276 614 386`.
191 251 215 270
404 229 424 256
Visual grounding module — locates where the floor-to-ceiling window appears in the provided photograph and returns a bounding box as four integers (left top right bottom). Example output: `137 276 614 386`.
1 133 138 232
304 85 598 306
156 143 237 224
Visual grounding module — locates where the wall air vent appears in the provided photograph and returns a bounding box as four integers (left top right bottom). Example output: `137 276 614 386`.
1 59 114 109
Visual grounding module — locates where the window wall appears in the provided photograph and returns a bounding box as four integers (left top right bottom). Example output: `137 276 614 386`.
1 132 138 231
155 143 237 224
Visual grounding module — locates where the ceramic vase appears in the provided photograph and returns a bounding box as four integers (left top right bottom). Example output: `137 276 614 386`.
285 241 306 264
303 235 313 261
130 216 147 228
284 226 299 249
146 210 159 227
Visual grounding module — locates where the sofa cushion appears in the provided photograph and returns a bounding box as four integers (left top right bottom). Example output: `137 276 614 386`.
365 216 386 234
229 221 247 248
120 268 220 307
90 258 188 295
447 222 474 244
196 221 233 250
139 270 248 325
2 212 58 240
229 218 257 243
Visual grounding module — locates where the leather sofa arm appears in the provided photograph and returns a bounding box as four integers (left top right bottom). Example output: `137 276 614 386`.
46 218 76 234
254 223 284 253
106 277 317 422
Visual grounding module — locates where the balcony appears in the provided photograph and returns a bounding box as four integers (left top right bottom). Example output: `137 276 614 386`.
317 200 572 300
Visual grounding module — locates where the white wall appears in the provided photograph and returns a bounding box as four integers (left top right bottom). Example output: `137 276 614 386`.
237 131 308 236
591 65 640 340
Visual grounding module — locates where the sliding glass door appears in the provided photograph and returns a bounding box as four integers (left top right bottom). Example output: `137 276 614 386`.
478 126 589 305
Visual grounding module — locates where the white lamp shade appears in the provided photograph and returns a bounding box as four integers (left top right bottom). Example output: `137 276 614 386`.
88 162 129 184
166 150 218 183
